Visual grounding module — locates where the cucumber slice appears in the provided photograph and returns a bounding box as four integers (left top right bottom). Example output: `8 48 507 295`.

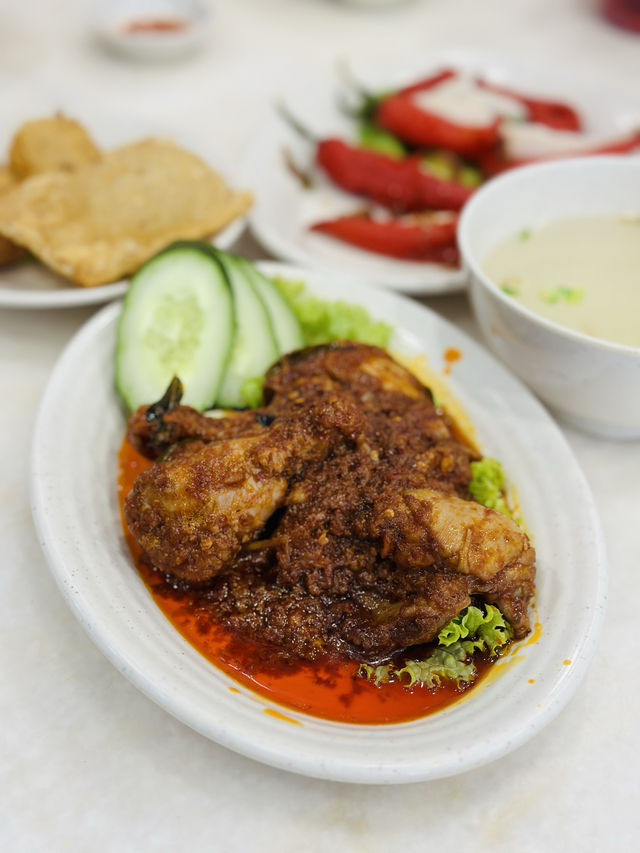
213 252 280 409
115 244 234 411
241 263 304 354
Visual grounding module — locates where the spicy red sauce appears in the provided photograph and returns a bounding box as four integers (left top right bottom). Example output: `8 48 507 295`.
443 347 462 375
118 439 492 724
121 18 189 35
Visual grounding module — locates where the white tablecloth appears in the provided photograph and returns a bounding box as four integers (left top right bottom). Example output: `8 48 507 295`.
2 1 639 850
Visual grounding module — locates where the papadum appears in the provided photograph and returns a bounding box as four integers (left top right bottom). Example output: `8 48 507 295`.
9 115 101 179
0 166 27 266
0 138 252 287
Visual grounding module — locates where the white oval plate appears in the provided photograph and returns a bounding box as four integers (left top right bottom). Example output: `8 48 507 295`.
242 51 639 296
30 262 606 783
0 114 247 309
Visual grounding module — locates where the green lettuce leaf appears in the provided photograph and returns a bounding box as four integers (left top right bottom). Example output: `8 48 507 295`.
396 647 477 688
468 457 511 517
437 604 513 656
273 278 392 348
239 375 265 409
358 604 512 689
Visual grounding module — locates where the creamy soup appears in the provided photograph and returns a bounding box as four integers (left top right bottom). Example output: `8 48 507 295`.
483 215 640 348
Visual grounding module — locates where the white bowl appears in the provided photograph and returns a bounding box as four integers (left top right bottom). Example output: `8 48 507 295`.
94 0 211 62
458 156 640 439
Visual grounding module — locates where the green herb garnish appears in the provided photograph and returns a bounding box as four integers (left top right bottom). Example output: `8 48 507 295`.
541 286 584 305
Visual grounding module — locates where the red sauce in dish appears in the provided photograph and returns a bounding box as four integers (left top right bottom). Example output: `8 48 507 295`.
121 17 189 34
118 439 494 724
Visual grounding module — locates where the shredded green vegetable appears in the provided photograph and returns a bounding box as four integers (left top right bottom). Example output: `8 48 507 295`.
273 277 392 348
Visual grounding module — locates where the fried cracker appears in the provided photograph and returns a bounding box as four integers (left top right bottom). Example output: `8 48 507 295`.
0 166 27 266
9 115 101 179
0 139 253 287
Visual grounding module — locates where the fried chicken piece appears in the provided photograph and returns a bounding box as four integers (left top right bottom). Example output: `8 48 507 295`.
264 340 432 409
206 558 473 662
372 487 531 578
126 403 269 460
338 571 472 658
264 341 477 479
271 461 534 646
122 343 535 660
128 339 429 460
369 487 535 636
125 375 272 460
124 395 364 582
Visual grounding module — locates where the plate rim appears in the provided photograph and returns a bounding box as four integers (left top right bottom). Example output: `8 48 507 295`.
0 219 246 310
30 261 608 783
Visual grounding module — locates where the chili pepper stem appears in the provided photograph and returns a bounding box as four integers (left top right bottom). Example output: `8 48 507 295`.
335 92 361 120
276 101 318 143
334 58 375 100
282 146 315 189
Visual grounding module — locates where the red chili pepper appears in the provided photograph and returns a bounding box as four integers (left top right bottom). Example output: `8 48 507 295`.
475 78 582 131
396 68 458 97
479 128 640 176
310 214 459 264
375 92 501 157
316 139 473 213
601 0 640 33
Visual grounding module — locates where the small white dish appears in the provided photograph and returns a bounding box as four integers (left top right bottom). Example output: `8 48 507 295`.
242 51 639 296
30 262 606 783
94 0 212 62
458 155 640 439
334 1 416 9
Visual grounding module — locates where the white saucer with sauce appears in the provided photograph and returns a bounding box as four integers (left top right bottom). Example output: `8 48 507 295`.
94 0 212 61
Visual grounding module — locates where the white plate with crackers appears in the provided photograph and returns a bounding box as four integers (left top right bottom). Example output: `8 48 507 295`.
0 113 251 309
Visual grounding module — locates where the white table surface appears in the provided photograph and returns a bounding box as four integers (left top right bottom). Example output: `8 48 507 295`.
1 1 639 850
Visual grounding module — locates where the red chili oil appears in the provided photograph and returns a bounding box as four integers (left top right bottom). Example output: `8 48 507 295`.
443 347 462 374
120 18 189 35
118 439 494 724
